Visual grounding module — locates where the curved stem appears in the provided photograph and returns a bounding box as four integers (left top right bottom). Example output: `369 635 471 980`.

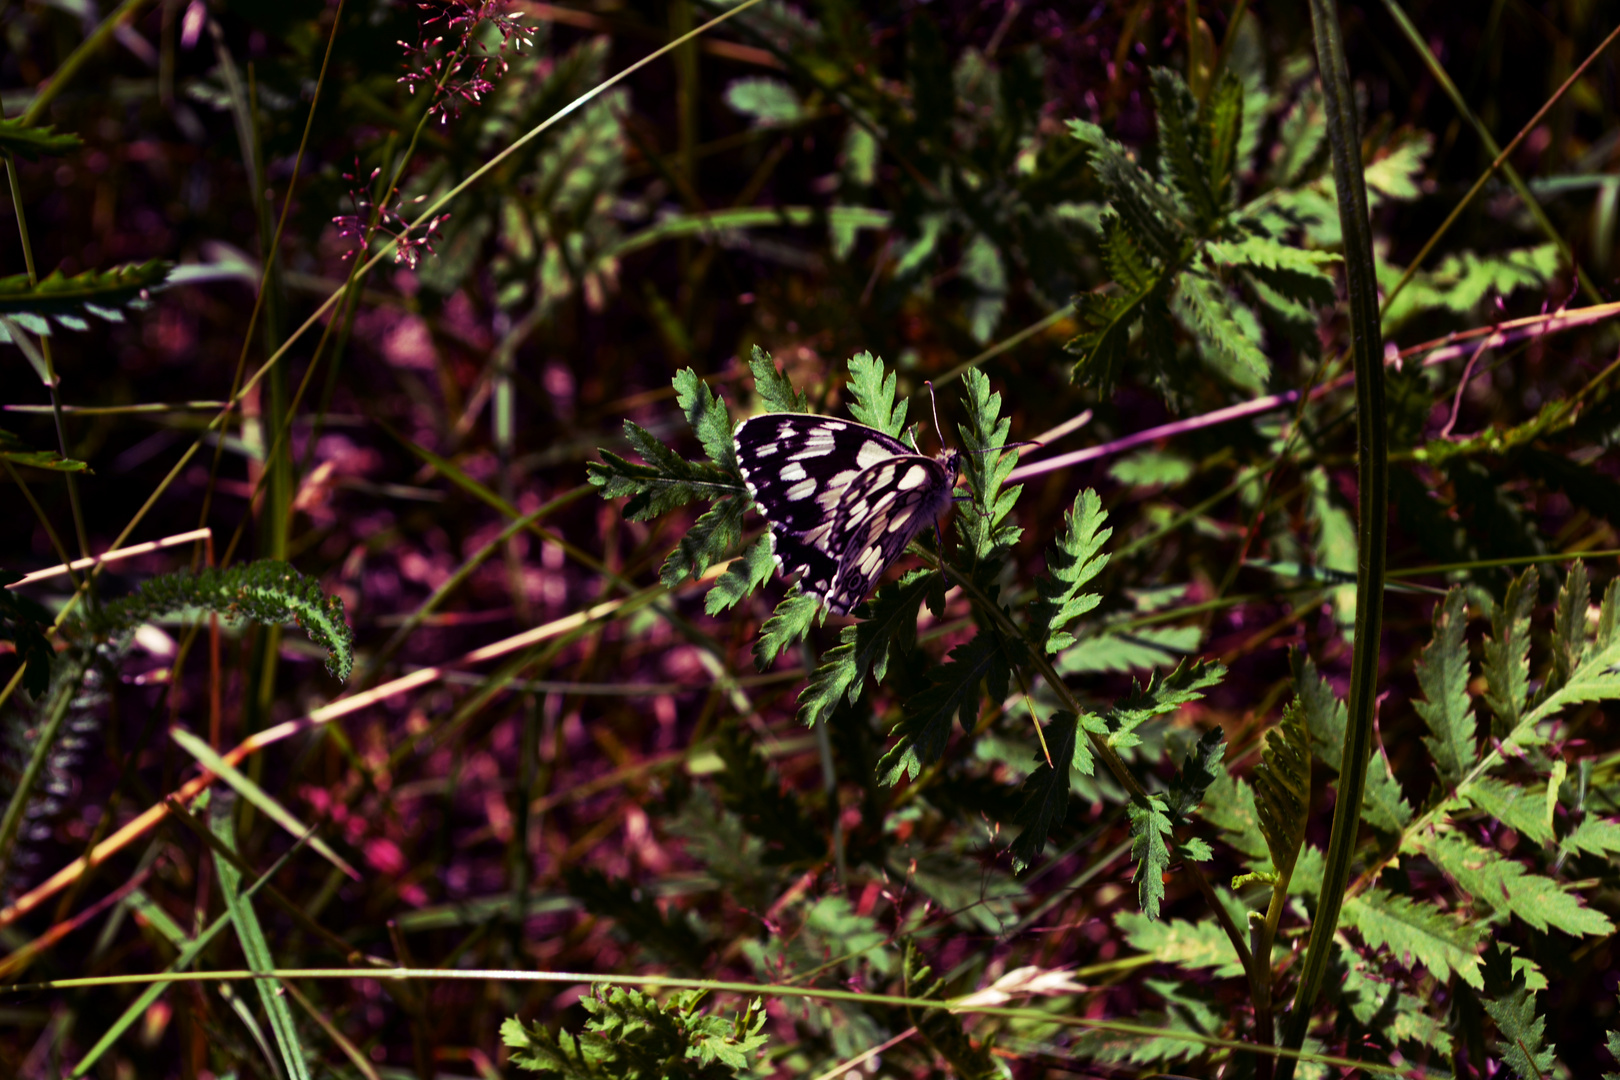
1277 3 1389 1075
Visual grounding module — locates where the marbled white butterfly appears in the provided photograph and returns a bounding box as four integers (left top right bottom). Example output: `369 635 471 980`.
734 412 960 615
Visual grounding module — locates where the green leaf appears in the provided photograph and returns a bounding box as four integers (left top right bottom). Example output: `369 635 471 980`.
1341 885 1485 989
747 345 809 413
1199 770 1271 866
1054 625 1201 675
1483 566 1537 737
659 496 746 587
1253 701 1310 878
1127 793 1176 919
1422 830 1614 936
1548 560 1590 697
1205 235 1339 306
0 429 90 472
589 422 745 521
74 559 354 681
1271 82 1326 187
1415 588 1478 789
1197 70 1244 211
0 116 84 161
1116 911 1248 978
753 587 821 669
208 794 314 1080
844 351 907 438
723 75 803 126
903 942 1009 1080
798 569 939 728
1482 951 1555 1080
1066 119 1187 262
1066 215 1164 390
1171 270 1269 391
1463 776 1553 846
1149 67 1216 226
878 633 1008 784
672 368 738 472
1560 817 1620 859
1292 651 1411 832
705 537 776 614
1029 488 1111 652
955 369 1021 558
504 986 768 1079
1109 449 1193 489
1166 727 1226 823
0 261 170 339
1008 710 1078 870
1106 658 1224 751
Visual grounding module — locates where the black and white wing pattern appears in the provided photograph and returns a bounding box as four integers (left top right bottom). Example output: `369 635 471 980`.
734 413 960 615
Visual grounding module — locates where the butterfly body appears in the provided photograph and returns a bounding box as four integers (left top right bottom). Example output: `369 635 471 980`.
734 413 959 615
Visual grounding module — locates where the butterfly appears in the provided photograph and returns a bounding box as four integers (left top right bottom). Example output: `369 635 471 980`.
733 412 960 615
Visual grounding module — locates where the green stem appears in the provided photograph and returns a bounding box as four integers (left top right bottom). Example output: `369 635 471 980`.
0 656 89 885
1278 4 1389 1075
20 0 151 124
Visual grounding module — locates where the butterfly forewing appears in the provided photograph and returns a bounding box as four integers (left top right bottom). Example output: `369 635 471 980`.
734 412 958 615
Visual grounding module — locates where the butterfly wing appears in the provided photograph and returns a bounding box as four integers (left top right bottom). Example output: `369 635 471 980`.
734 414 919 604
823 454 956 615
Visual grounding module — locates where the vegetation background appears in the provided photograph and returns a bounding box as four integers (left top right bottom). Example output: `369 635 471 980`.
2 0 1620 1077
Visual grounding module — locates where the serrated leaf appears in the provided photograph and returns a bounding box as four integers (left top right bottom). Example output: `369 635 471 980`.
705 537 776 614
659 496 746 587
1416 588 1479 788
1464 776 1553 846
1116 911 1247 978
747 345 809 413
1253 701 1310 878
1271 82 1326 187
1166 727 1225 823
1483 566 1537 737
1200 770 1270 865
1149 67 1216 225
1548 560 1590 697
1422 830 1613 936
0 428 90 473
1197 70 1244 212
1482 956 1555 1080
753 587 820 668
673 368 737 471
955 369 1021 558
1066 215 1165 390
0 117 84 161
1106 658 1224 751
1171 270 1269 391
1561 817 1620 859
1055 625 1201 675
1206 235 1339 306
1008 710 1079 870
798 570 938 728
588 422 745 521
0 261 170 338
1030 488 1110 652
1127 793 1176 919
878 633 1008 784
844 351 907 438
1066 119 1187 262
1342 885 1485 988
1291 651 1412 832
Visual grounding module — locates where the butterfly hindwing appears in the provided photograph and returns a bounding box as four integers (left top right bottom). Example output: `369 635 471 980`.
824 454 956 614
735 412 959 615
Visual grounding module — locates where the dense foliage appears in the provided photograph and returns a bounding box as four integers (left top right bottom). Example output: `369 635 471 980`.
2 1 1620 1078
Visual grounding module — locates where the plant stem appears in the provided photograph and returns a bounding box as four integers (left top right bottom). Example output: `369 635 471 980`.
1277 4 1390 1075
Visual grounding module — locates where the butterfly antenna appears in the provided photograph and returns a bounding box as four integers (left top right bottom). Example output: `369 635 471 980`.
924 380 946 453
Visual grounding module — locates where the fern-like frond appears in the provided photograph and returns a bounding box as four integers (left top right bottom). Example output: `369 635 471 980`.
1252 701 1310 878
588 422 746 521
878 633 1009 784
843 351 908 438
798 569 941 728
0 261 170 339
1415 588 1478 788
1029 489 1110 652
1483 566 1537 737
74 560 354 681
747 345 809 414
